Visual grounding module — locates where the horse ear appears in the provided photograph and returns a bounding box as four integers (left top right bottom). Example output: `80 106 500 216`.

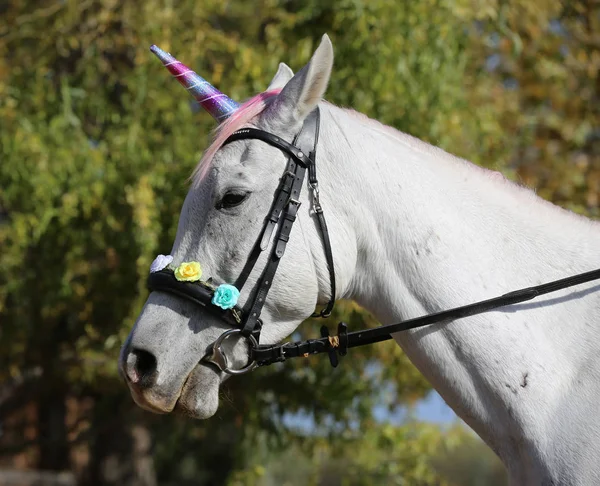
267 63 294 91
263 34 333 131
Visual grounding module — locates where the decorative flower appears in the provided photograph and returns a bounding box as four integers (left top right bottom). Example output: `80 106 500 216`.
174 261 202 282
211 284 240 310
150 254 173 273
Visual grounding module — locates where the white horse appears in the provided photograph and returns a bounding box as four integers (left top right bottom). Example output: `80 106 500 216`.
120 35 600 484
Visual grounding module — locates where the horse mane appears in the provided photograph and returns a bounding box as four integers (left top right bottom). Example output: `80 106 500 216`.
191 91 596 230
191 89 281 184
330 104 600 229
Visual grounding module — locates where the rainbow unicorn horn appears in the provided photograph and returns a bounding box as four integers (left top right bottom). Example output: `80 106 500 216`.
150 45 239 122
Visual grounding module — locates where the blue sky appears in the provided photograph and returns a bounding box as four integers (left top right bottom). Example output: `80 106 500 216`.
372 390 458 425
412 391 457 424
282 390 461 433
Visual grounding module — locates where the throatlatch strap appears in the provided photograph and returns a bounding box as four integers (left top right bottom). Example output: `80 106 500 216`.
307 109 321 186
305 109 336 318
313 210 336 317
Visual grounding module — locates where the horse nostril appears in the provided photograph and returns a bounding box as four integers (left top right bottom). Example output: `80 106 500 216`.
126 348 158 388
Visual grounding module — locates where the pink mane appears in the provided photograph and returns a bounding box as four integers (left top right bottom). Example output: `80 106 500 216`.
191 89 282 184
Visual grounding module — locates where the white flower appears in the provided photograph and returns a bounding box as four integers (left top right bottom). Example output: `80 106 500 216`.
150 254 173 273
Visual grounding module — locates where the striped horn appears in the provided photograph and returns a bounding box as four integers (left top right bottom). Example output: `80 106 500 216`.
150 45 239 121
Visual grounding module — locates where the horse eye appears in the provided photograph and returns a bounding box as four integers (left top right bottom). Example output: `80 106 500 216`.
217 191 249 210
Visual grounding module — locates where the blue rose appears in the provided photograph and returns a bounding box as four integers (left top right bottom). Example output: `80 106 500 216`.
212 284 240 310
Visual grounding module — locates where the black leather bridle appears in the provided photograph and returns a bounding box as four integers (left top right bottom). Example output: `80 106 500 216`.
147 107 337 374
148 106 600 375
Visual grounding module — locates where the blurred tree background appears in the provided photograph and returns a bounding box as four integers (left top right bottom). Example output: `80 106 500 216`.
0 0 597 484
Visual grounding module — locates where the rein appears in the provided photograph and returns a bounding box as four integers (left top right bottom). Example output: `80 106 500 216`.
147 108 600 375
253 267 600 368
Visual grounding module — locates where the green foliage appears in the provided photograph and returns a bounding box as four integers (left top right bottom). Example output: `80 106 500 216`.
1 0 596 484
228 421 506 486
431 427 508 486
455 0 600 217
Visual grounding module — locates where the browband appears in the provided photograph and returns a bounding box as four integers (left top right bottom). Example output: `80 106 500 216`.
222 128 312 167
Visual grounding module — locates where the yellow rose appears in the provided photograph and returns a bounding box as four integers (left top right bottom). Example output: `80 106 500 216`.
174 261 202 282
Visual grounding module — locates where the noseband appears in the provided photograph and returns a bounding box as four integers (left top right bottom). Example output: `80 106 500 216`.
147 107 337 374
148 107 600 375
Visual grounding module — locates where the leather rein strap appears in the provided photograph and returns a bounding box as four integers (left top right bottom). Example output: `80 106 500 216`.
253 267 600 368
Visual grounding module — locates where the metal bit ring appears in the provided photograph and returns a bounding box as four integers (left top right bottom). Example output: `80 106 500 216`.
202 329 258 375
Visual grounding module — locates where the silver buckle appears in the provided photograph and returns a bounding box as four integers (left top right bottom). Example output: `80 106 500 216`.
310 183 322 213
203 329 259 375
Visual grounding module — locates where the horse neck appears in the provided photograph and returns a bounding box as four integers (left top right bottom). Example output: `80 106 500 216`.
317 104 600 479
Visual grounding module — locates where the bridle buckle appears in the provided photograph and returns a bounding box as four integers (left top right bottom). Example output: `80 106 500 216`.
310 182 322 213
287 197 302 207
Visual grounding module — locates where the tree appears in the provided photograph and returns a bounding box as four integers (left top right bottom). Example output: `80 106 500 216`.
0 0 466 482
455 0 600 218
2 0 595 484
